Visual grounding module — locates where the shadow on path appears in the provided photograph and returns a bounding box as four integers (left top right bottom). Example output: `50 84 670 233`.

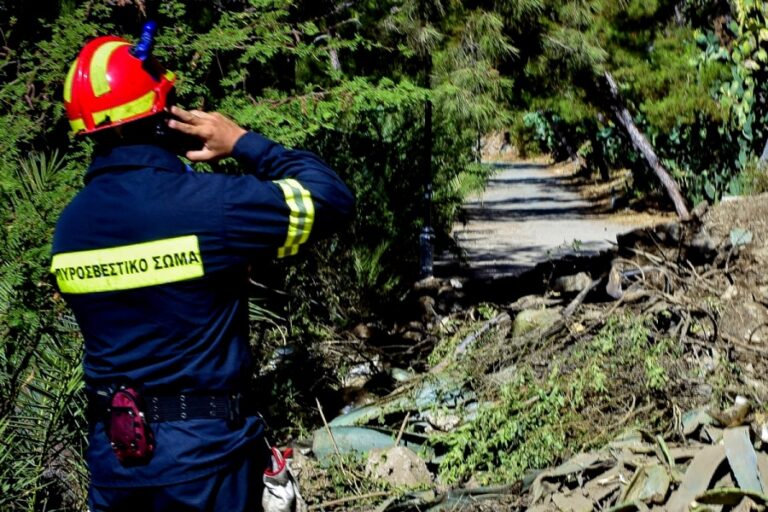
436 161 632 281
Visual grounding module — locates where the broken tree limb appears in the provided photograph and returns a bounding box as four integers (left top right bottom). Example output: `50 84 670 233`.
603 71 691 221
315 397 350 482
454 312 511 357
563 278 602 318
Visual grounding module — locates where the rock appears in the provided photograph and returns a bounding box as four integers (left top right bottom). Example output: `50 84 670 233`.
418 295 438 324
389 367 416 383
422 409 461 431
756 412 768 443
570 322 586 334
710 396 751 428
552 272 593 294
730 228 753 247
365 446 432 488
352 323 379 340
606 265 623 299
401 330 425 343
508 295 563 312
721 285 738 301
341 359 380 388
513 308 562 337
414 276 441 292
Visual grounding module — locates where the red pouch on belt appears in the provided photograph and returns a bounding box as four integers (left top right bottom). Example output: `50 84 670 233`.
106 386 155 465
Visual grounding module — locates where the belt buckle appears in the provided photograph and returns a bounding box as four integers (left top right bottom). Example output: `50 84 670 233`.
226 392 243 429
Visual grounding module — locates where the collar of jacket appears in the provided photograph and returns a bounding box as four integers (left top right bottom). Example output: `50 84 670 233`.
86 144 186 184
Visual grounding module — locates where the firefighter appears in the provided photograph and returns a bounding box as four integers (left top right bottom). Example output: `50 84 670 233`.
52 23 354 511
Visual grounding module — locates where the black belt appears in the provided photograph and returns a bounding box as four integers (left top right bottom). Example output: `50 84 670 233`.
89 390 259 426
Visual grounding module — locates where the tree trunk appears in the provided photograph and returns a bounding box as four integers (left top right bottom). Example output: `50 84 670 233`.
604 71 691 221
419 55 434 279
329 48 341 72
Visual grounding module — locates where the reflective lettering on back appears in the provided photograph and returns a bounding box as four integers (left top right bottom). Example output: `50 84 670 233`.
51 235 204 294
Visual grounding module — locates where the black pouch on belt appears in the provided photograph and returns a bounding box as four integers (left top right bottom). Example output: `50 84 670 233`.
106 385 156 466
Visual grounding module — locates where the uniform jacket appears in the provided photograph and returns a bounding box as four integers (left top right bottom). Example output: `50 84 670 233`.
51 132 354 487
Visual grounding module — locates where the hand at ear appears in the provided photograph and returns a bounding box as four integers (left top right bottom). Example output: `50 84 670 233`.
166 106 247 162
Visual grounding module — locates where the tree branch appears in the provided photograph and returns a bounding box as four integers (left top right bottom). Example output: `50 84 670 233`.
603 71 691 221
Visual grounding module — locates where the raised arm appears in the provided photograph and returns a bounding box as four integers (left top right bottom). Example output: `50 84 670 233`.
168 106 354 259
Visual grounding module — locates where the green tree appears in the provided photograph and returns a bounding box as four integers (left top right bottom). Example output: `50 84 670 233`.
0 2 520 508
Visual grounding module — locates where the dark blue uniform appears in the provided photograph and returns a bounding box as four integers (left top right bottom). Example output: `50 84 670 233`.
51 132 354 510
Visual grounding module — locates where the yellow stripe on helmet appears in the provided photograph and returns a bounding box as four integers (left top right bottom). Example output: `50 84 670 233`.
90 41 130 97
63 61 77 103
69 118 86 133
51 235 204 294
91 91 156 127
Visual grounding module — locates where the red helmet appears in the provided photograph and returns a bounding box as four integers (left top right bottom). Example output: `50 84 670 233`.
64 29 175 135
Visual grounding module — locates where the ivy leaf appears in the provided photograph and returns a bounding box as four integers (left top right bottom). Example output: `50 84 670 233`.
704 181 716 200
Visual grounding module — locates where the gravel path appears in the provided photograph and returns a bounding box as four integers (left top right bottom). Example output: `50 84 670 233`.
439 162 645 279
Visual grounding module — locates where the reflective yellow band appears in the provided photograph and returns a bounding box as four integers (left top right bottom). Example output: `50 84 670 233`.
64 61 77 103
92 91 155 126
90 41 130 97
69 118 86 133
51 235 204 294
275 179 315 259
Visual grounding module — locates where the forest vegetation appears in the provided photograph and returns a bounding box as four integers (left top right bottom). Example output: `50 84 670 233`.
1 0 768 509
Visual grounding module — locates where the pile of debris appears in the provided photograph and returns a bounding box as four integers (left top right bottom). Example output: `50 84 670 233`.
530 403 768 511
293 194 768 511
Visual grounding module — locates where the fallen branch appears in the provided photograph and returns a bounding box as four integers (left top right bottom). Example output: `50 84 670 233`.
563 278 602 318
315 397 350 483
722 332 768 357
309 491 391 511
394 412 410 447
455 312 511 356
604 70 690 221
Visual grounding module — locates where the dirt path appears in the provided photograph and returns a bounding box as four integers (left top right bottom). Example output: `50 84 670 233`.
439 161 663 279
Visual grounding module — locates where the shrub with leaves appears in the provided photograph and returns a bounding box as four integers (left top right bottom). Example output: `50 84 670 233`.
0 1 514 508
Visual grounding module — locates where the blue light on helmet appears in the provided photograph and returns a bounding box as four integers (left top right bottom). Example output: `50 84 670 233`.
132 21 157 61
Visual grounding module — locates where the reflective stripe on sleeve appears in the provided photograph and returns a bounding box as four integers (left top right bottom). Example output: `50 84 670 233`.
51 235 204 294
275 179 315 259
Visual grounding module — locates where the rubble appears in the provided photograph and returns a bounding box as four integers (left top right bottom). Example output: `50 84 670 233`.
294 194 768 510
529 418 768 511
